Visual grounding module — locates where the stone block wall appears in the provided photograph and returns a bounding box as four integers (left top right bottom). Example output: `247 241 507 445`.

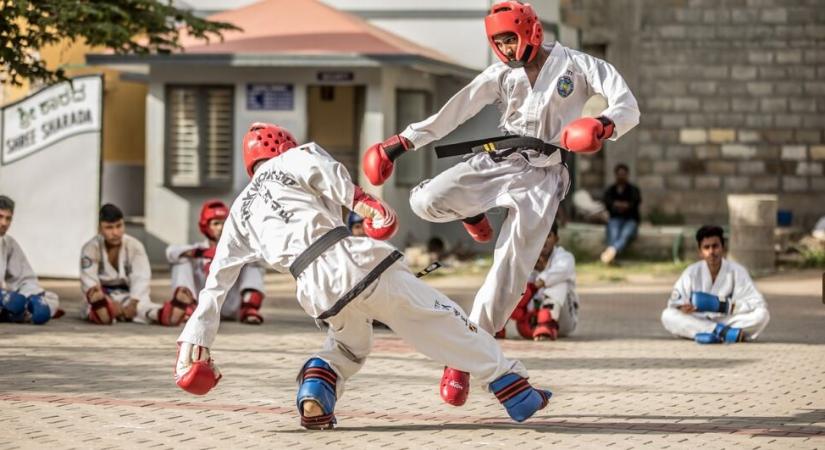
562 0 825 227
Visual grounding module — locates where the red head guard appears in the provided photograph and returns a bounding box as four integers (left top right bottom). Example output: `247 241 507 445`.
199 199 229 239
485 1 544 68
242 122 298 177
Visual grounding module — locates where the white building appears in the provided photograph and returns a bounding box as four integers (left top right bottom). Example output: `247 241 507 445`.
90 0 575 262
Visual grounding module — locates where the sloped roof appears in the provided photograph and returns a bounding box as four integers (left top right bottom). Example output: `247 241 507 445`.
88 0 475 77
178 0 457 65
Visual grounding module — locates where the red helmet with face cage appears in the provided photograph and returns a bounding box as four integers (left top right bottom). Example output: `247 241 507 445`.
485 1 544 67
198 200 228 239
242 122 298 177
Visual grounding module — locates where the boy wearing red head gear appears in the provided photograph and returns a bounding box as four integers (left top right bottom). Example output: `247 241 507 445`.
163 199 267 326
362 1 639 407
175 122 553 429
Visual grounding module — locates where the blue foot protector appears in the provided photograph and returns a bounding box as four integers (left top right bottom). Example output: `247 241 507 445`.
296 358 338 430
490 373 552 422
695 323 743 344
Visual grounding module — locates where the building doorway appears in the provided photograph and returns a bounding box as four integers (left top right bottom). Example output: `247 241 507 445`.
306 85 365 180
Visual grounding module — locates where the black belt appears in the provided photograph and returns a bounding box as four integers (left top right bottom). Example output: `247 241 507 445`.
102 284 130 292
434 136 566 163
289 226 351 279
316 250 403 321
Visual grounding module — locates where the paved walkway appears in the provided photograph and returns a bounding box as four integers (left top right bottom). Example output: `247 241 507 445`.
1 270 824 449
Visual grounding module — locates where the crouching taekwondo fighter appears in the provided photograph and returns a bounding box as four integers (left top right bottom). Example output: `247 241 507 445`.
362 1 640 406
174 123 553 429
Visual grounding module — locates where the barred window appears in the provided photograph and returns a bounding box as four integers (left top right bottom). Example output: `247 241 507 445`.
165 85 234 188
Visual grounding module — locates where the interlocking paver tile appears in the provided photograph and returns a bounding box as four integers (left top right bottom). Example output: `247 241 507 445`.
1 270 823 449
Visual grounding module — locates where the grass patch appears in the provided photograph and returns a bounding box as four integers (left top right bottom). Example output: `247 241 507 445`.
801 248 825 268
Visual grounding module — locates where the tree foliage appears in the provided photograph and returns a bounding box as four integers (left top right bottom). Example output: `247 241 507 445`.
0 0 240 86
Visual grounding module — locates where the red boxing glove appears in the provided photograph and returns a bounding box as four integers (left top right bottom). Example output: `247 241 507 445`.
352 186 398 240
518 282 537 309
201 246 216 276
362 135 411 186
175 343 222 396
560 116 615 153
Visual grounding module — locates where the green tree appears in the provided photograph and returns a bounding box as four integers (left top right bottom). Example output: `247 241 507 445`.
0 0 240 86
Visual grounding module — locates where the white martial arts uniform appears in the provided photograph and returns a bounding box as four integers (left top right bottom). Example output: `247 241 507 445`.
166 242 265 319
178 143 526 397
534 246 578 337
402 42 640 333
661 259 770 340
0 234 60 316
79 234 158 324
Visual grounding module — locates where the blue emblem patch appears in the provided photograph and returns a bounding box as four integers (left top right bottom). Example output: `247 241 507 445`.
557 75 574 98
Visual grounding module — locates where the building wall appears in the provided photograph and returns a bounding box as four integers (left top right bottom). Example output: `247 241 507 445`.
144 0 577 259
183 1 578 71
322 0 577 71
322 0 578 251
563 0 825 228
143 64 447 260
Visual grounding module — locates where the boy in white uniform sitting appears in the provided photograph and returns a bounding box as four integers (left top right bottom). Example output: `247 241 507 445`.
500 223 578 340
661 225 770 344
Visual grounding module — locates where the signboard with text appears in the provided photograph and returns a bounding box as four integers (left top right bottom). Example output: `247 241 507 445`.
0 75 102 277
317 71 354 82
2 76 103 165
246 83 294 111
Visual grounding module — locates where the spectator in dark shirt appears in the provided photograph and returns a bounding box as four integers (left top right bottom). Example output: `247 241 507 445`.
601 163 641 264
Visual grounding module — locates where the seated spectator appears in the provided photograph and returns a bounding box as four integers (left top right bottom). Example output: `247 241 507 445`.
80 204 160 325
164 200 267 326
498 222 578 341
661 225 770 344
601 163 641 264
348 211 365 237
0 195 61 325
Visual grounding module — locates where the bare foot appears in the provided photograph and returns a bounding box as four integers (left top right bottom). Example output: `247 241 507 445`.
169 289 195 324
302 400 323 418
93 307 111 325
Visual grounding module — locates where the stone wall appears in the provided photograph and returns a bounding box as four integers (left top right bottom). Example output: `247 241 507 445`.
562 0 825 227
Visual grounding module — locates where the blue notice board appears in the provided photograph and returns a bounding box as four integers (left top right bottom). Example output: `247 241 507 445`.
246 84 294 111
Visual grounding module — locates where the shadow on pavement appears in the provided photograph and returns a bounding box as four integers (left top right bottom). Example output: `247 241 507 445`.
328 408 825 438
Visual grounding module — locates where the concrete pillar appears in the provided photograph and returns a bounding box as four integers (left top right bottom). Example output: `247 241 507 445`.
727 194 777 275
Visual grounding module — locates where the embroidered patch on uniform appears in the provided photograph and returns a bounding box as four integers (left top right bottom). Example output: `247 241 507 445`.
557 75 574 98
81 256 93 269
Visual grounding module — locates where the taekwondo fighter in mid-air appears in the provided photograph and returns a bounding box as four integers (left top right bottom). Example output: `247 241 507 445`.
162 200 266 326
361 0 640 405
0 195 61 325
661 225 770 344
174 123 553 429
